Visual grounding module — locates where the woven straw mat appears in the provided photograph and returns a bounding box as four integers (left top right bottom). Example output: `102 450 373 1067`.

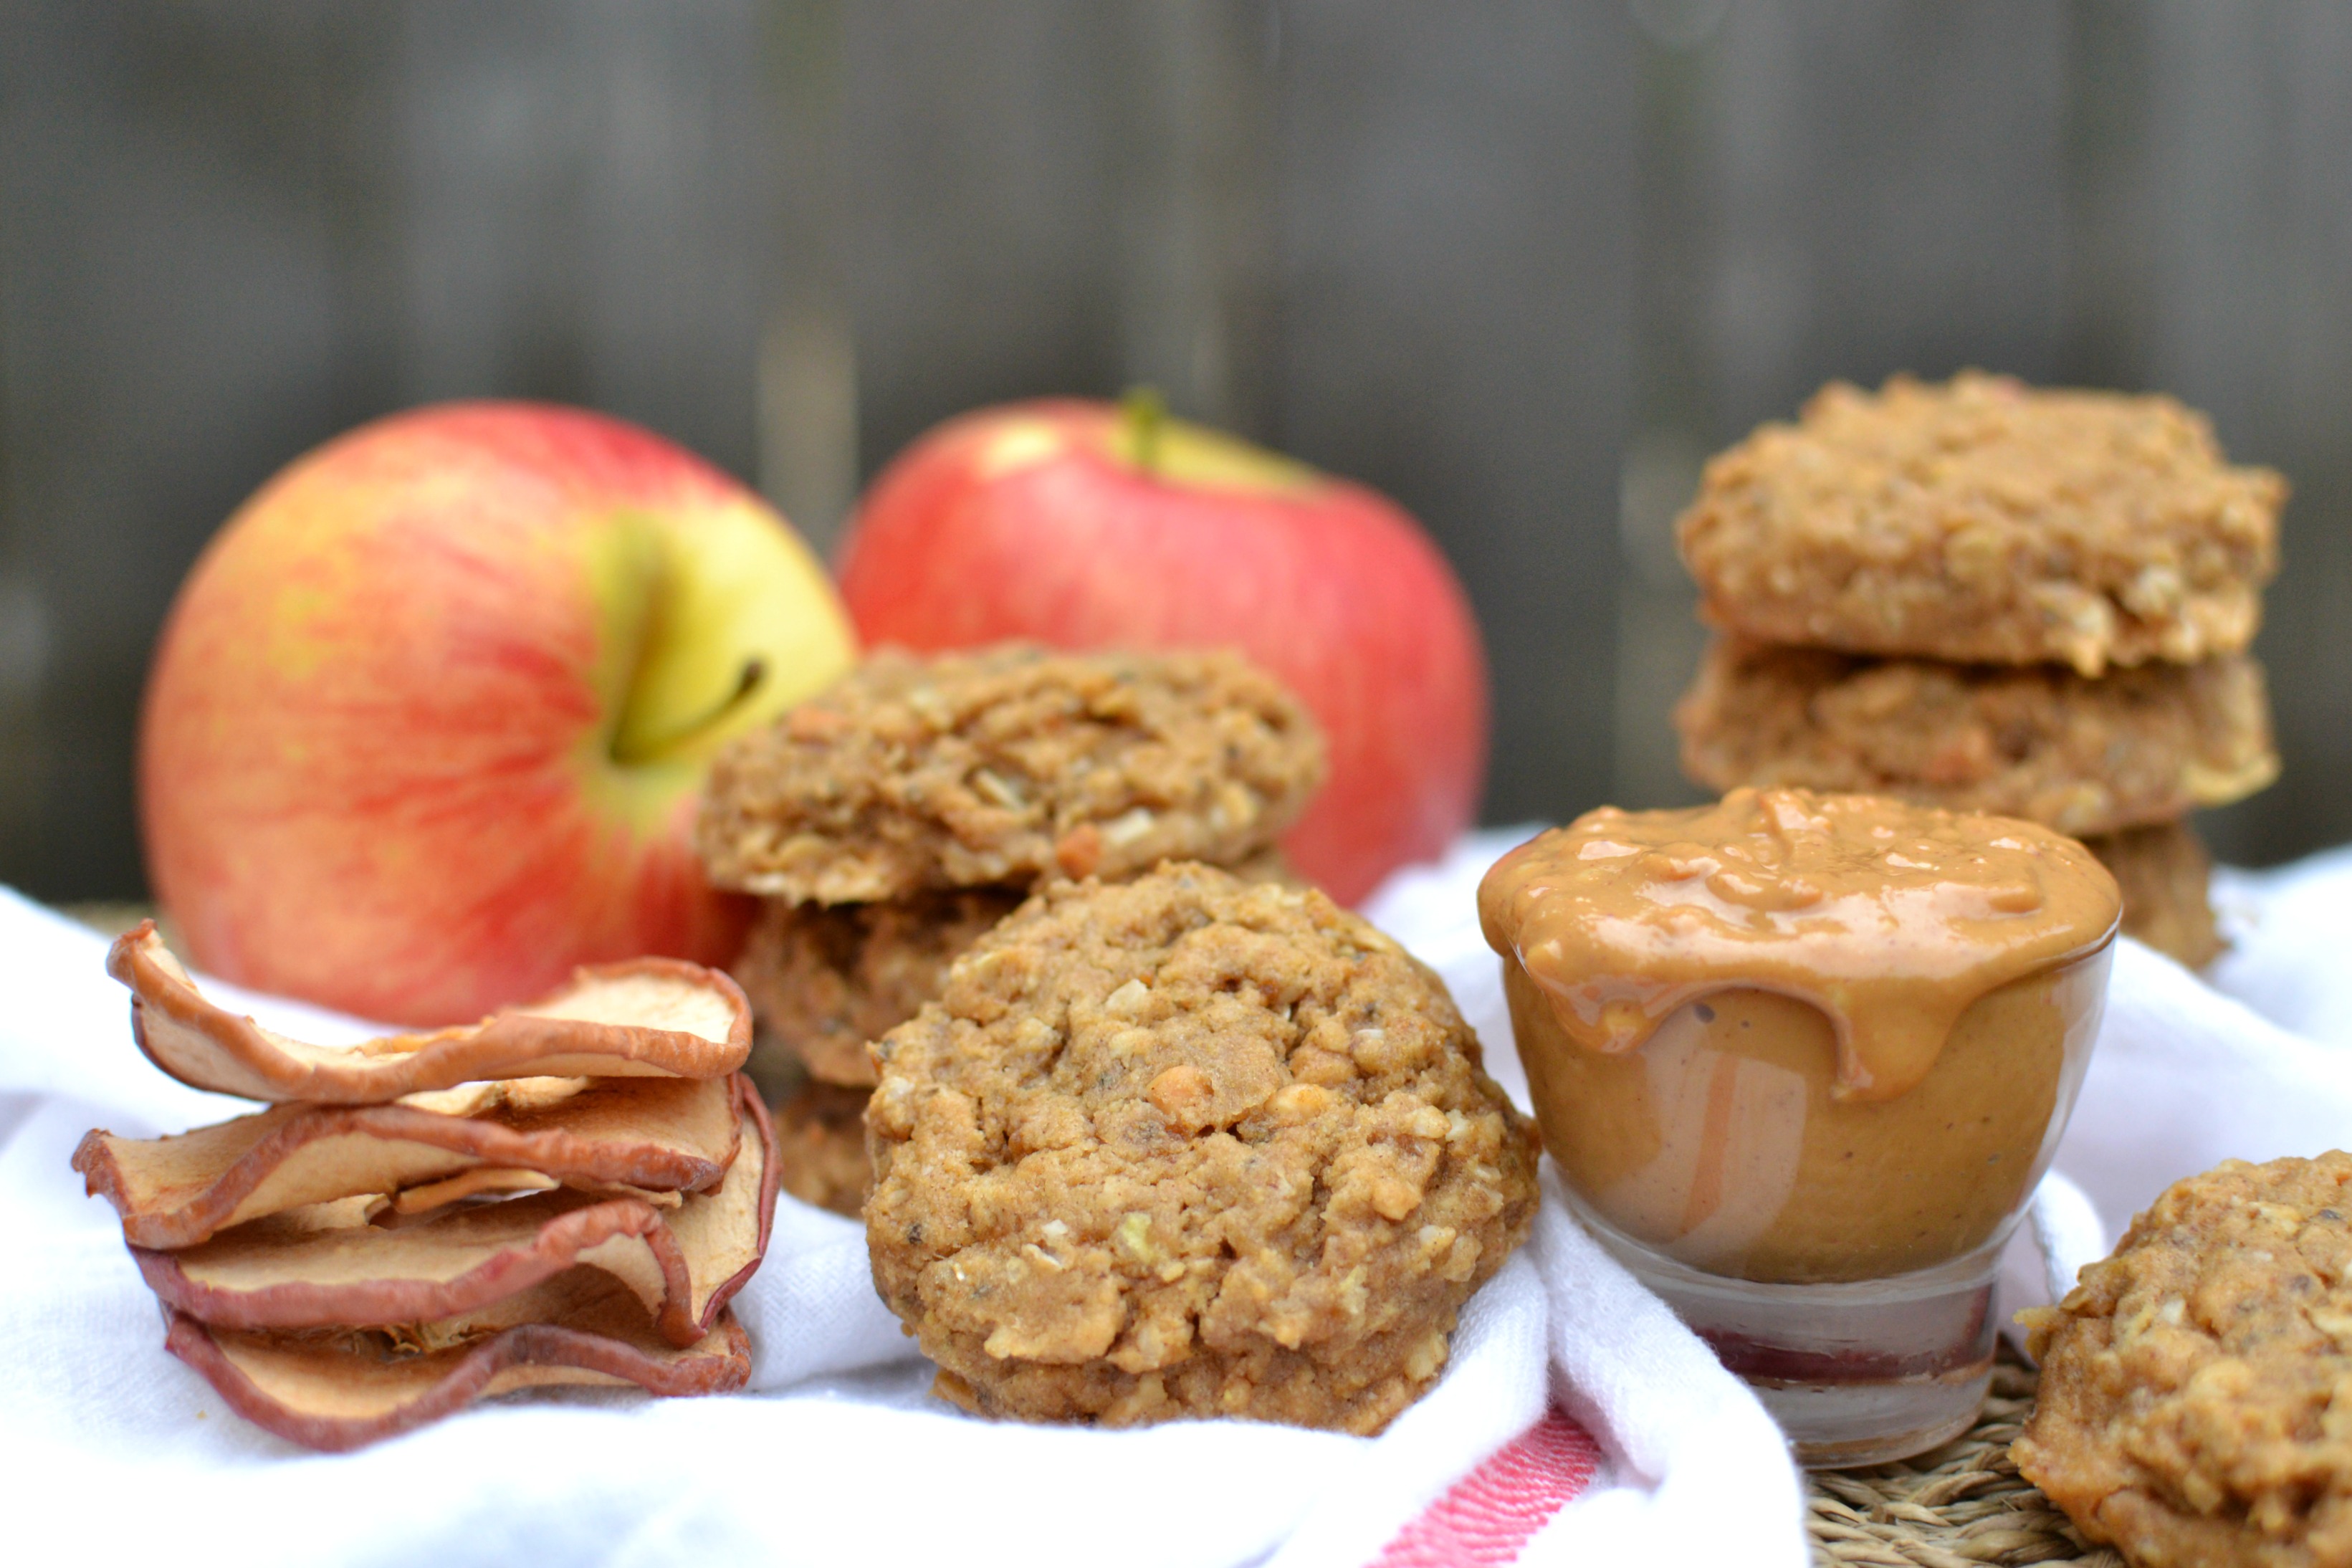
1808 1356 2118 1567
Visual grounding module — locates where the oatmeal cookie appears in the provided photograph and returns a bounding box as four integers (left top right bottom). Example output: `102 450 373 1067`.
1678 373 2284 675
697 646 1325 902
2087 821 2224 971
1675 639 2278 838
864 863 1539 1434
2016 1152 2352 1567
736 889 1027 1089
735 852 1299 1090
768 1074 872 1218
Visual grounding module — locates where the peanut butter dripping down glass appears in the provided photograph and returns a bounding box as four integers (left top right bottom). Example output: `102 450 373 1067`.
1483 787 2118 1106
1481 788 2121 1466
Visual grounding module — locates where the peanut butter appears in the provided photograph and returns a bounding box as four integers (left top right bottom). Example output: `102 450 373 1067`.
1481 789 2120 1283
1478 788 2119 1103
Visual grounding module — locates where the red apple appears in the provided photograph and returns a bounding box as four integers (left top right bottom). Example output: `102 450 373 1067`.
835 397 1489 904
140 402 856 1026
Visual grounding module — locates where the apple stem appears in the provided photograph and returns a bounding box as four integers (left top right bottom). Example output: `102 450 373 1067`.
610 659 767 765
1122 386 1167 476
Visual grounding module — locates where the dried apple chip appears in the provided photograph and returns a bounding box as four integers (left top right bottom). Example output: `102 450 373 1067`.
164 1273 752 1452
135 1090 778 1348
75 1075 742 1249
110 923 752 1103
145 1194 660 1334
388 1169 560 1214
654 1088 776 1341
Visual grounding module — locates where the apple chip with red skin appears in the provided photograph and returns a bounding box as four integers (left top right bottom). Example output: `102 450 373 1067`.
133 1089 775 1347
74 1075 742 1249
111 923 751 1104
167 1273 754 1453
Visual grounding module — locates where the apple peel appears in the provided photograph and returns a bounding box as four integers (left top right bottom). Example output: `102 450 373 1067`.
110 923 752 1103
75 1076 742 1249
132 1088 777 1347
163 1275 752 1453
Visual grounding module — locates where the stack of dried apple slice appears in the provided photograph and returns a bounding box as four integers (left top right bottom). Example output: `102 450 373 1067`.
72 924 777 1452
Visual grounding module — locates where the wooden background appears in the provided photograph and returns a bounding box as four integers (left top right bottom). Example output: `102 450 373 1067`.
2 1 2346 899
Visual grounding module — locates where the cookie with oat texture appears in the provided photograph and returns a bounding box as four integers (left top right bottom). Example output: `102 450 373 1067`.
1678 373 2282 675
864 862 1538 1434
2083 821 2225 972
1675 637 2277 839
2017 1152 2352 1567
696 645 1324 904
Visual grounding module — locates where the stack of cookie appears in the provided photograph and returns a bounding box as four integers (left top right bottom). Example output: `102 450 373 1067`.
1673 373 2285 967
694 644 1326 1213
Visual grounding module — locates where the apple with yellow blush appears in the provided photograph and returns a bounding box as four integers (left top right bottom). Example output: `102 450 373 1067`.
140 402 854 1025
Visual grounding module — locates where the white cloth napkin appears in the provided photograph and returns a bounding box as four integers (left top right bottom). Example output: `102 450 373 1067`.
0 861 1801 1568
2209 848 2352 1048
8 828 2351 1568
1991 856 2352 1331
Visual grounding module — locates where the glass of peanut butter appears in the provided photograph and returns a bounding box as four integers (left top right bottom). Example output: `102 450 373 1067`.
1479 787 2120 1465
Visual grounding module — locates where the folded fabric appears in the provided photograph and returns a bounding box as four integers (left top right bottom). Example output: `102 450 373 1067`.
1996 857 2352 1329
0 872 1802 1568
2210 847 2352 1048
11 823 2352 1568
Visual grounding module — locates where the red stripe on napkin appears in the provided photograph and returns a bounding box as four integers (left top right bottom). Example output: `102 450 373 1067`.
1368 1406 1602 1567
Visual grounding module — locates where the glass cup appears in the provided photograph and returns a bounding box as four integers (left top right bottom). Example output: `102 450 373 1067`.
1504 934 2114 1466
